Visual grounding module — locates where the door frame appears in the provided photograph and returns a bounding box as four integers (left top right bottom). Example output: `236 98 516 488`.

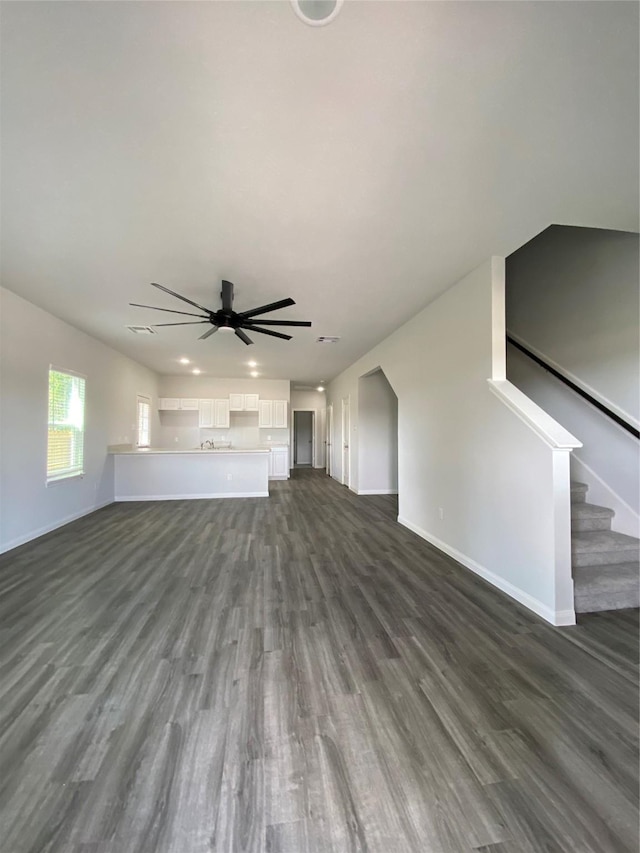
291 408 316 467
325 403 333 477
341 396 350 487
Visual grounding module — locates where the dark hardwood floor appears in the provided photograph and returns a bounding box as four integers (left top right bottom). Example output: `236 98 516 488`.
0 469 638 853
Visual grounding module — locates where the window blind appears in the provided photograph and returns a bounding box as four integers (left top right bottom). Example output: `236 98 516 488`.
47 368 86 482
137 397 150 447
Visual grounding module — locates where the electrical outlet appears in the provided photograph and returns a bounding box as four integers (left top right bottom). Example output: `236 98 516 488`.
227 472 233 481
438 507 444 520
174 436 179 443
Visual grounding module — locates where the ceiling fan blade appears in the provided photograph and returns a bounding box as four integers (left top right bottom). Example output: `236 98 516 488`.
151 282 210 314
245 319 312 327
235 328 253 345
239 297 295 319
152 321 211 326
245 325 292 341
130 303 208 318
221 280 234 313
199 325 219 340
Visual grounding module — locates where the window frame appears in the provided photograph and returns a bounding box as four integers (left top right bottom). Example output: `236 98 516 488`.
136 394 151 448
46 366 86 485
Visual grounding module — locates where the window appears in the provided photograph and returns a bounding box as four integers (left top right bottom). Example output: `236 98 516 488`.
47 368 86 482
137 395 151 447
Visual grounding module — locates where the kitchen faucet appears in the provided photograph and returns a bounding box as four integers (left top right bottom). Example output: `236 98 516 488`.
200 439 214 449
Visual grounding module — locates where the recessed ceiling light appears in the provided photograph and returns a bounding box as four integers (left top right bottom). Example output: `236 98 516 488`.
179 357 190 364
248 360 257 368
291 0 344 27
250 371 259 378
317 386 325 392
192 368 201 375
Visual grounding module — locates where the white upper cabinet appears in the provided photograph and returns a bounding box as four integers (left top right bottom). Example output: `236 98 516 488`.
198 399 230 428
230 393 260 411
258 400 272 428
159 398 179 410
273 400 288 429
180 398 199 411
198 399 214 428
214 399 230 428
258 400 288 428
159 398 199 411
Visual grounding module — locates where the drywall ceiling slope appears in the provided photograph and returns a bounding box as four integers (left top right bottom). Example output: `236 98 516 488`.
1 1 638 383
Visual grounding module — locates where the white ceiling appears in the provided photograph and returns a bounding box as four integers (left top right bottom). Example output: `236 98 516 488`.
1 1 638 383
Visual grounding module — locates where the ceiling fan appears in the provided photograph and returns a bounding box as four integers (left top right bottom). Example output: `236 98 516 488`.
130 280 311 346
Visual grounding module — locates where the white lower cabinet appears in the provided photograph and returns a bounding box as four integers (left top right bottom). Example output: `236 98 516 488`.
268 447 289 480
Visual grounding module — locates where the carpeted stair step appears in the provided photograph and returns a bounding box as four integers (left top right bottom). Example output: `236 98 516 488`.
571 502 615 532
571 530 639 568
574 562 640 613
570 481 589 504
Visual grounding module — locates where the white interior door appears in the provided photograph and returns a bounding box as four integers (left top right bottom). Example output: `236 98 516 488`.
341 397 350 487
325 404 333 476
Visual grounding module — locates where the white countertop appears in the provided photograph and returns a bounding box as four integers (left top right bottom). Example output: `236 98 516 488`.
109 447 270 455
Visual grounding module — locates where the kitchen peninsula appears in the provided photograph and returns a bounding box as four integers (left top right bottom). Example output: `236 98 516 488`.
112 447 270 500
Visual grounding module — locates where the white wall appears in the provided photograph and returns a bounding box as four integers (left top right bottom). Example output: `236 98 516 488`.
508 343 639 535
506 226 639 425
0 287 160 552
157 375 290 450
290 388 326 468
357 369 398 494
327 258 577 625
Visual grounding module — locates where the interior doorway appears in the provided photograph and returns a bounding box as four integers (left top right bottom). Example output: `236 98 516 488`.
341 396 350 487
325 404 333 477
357 368 398 497
293 410 315 467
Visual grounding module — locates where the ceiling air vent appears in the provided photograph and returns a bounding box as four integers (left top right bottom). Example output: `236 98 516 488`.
126 325 157 335
316 336 340 344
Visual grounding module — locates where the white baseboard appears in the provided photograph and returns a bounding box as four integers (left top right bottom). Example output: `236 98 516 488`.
357 489 398 495
0 499 114 555
115 491 269 501
397 515 576 627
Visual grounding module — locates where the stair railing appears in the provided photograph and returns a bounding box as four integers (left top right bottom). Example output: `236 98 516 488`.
506 335 639 440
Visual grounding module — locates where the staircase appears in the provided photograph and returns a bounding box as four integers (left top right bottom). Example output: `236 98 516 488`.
571 481 640 613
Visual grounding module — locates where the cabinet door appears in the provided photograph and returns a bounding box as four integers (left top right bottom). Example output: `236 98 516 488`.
272 400 288 429
244 393 259 411
272 449 288 477
229 393 244 411
198 399 214 428
159 398 179 410
214 399 230 428
258 400 272 428
180 398 200 410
